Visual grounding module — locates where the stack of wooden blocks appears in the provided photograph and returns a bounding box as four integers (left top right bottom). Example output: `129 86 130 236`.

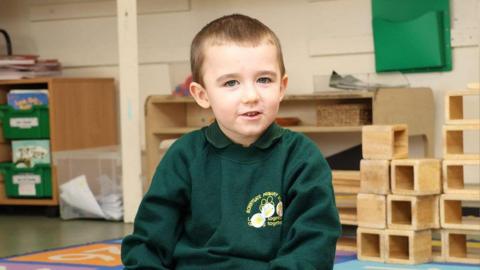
441 87 480 264
357 124 441 264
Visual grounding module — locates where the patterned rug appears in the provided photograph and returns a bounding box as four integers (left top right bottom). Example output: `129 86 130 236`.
0 241 478 270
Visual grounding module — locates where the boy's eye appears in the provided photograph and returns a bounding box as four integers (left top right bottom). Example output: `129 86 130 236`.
224 80 239 87
257 77 272 84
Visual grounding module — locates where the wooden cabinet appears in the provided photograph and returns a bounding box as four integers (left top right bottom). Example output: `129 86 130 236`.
145 88 434 185
0 78 118 206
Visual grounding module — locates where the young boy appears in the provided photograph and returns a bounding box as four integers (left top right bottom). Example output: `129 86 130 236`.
121 14 341 269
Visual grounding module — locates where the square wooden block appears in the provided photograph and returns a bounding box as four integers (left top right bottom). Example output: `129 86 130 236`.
442 229 480 264
362 125 408 160
445 89 480 125
357 228 385 263
443 159 480 196
443 124 480 160
440 193 480 230
391 159 441 195
357 193 386 229
386 229 432 264
388 194 439 230
360 159 390 194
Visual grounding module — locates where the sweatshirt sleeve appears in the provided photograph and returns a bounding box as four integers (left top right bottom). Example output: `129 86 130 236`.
121 145 190 270
269 147 341 270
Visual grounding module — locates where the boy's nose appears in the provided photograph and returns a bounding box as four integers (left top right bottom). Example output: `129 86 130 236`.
241 83 259 103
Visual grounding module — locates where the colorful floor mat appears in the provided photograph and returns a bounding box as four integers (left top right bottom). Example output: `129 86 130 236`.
0 240 478 270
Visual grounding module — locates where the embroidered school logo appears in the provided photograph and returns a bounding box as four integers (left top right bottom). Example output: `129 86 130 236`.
246 191 283 228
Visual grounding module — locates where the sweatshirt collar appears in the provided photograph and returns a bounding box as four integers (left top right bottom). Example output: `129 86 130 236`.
204 121 285 149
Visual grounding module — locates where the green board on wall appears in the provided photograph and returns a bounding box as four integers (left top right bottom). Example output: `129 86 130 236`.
372 0 452 73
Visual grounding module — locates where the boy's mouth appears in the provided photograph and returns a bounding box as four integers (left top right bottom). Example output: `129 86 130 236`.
241 111 261 117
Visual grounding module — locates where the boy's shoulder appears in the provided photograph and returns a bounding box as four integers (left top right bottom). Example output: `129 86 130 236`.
167 128 208 153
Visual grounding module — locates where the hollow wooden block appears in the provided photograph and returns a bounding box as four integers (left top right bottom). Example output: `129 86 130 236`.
442 229 480 264
357 193 386 229
443 124 480 160
391 159 441 195
440 193 480 230
387 194 439 230
362 125 408 160
443 159 480 196
357 227 385 263
445 89 480 125
360 159 390 194
386 229 432 264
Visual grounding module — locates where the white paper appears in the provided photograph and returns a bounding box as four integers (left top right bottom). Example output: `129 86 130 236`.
59 175 105 218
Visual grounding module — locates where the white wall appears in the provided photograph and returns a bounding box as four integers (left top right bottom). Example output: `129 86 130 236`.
0 0 478 158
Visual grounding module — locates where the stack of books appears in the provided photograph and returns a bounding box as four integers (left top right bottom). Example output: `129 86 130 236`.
0 55 62 80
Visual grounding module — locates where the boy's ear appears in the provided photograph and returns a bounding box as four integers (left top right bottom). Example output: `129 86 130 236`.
189 82 211 109
279 74 288 101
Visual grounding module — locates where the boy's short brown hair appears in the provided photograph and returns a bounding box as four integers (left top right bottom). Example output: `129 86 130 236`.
190 14 286 87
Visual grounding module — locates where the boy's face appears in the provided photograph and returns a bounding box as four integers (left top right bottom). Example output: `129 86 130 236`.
190 42 288 147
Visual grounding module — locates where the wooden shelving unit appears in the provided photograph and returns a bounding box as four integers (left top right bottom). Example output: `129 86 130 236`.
145 88 435 187
0 78 118 207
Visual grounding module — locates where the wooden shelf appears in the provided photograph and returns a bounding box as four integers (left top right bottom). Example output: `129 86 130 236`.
145 88 435 187
0 78 118 207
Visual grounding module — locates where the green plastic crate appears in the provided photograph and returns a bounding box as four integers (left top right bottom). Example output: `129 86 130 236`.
0 163 52 198
0 105 50 139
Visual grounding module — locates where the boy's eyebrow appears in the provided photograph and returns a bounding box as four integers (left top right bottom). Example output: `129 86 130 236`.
256 70 278 77
216 73 239 83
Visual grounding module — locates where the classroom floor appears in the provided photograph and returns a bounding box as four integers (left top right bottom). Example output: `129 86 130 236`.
0 207 133 258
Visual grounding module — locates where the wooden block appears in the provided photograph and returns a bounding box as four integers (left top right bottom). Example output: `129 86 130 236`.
336 194 357 225
387 194 439 230
386 229 432 264
445 89 480 125
360 159 390 194
443 124 480 160
338 207 357 226
357 227 385 263
332 170 360 194
357 193 386 229
362 125 408 160
467 82 479 90
391 159 441 195
440 193 480 230
443 159 480 196
443 229 480 264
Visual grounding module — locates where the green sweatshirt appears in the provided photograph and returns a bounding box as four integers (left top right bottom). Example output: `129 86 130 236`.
121 122 341 269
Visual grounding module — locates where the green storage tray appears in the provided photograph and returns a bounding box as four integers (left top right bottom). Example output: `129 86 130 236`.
0 163 52 198
0 105 50 139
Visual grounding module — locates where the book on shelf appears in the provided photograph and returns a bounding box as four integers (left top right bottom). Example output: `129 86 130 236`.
12 140 51 168
0 55 38 66
0 57 62 80
7 89 49 110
